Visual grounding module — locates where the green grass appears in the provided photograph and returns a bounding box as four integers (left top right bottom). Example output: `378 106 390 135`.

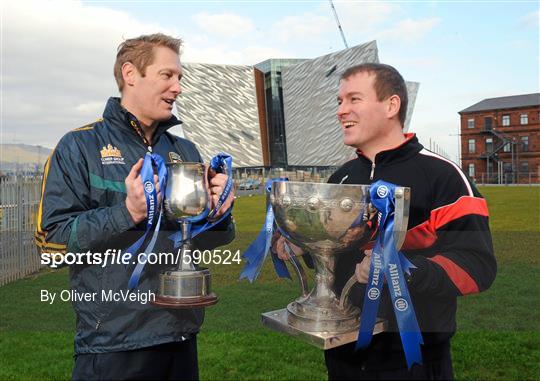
1 187 539 380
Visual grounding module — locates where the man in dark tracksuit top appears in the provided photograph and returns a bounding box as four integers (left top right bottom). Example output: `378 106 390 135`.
35 34 235 380
276 63 496 380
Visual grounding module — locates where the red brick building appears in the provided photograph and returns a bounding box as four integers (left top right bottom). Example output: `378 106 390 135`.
459 93 540 184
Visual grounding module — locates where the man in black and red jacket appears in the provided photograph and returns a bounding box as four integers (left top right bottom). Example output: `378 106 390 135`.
276 63 496 380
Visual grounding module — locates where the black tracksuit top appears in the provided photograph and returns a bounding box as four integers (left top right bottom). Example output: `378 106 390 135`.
328 133 496 369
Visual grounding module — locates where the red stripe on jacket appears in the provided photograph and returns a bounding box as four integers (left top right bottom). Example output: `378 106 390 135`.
403 196 489 250
428 255 480 295
401 196 489 295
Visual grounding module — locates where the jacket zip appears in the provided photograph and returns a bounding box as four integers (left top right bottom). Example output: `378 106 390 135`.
370 162 376 180
129 119 153 153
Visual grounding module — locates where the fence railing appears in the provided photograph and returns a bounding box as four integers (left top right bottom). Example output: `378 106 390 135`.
0 176 43 286
473 172 538 185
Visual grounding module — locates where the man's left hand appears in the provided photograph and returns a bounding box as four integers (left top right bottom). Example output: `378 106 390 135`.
208 168 234 219
355 249 372 284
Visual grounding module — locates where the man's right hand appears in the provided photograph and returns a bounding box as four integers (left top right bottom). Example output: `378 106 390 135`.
274 234 305 260
125 158 161 224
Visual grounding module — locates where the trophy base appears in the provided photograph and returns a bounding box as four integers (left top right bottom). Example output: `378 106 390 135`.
152 294 218 309
261 308 386 350
153 269 218 309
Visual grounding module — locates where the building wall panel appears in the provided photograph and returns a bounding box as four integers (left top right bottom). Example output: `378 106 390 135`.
175 63 263 167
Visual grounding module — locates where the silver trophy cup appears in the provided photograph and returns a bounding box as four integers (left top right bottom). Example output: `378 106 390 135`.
261 181 410 349
152 162 218 308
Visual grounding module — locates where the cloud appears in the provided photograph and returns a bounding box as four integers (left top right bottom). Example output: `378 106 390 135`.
182 43 288 65
2 0 177 148
333 1 402 36
1 1 291 148
193 12 255 38
520 10 539 28
273 13 334 43
376 18 441 43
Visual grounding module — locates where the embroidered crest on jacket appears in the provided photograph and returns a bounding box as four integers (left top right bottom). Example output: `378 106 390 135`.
100 144 125 165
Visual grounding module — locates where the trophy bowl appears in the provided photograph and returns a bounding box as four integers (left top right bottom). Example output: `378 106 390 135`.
261 181 390 349
152 162 218 309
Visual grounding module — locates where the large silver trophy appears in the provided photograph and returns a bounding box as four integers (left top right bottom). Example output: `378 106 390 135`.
152 162 218 308
262 181 410 349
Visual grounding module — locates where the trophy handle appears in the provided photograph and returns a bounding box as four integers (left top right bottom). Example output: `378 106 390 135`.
338 274 357 310
282 242 309 297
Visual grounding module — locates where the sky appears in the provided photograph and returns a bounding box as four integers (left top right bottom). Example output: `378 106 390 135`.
2 0 539 163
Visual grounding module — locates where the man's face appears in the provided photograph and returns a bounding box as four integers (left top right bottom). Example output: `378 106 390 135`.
337 72 390 150
130 46 182 126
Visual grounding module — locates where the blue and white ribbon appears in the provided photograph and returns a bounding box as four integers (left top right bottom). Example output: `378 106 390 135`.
239 178 291 282
125 152 168 289
356 180 423 369
127 152 234 289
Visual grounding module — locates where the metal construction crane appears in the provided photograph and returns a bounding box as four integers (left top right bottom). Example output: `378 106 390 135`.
329 0 349 49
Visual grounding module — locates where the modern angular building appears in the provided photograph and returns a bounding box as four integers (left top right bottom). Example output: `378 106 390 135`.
176 41 419 169
459 93 540 184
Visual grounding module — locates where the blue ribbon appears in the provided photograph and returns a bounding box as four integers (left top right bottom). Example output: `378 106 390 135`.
125 152 167 289
356 180 423 369
239 178 291 282
128 153 234 289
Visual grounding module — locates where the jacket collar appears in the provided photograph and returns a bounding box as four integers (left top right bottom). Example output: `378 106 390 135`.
102 97 182 145
355 133 423 166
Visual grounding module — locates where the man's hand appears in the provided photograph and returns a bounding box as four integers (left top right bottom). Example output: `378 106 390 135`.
274 234 305 260
355 249 373 284
208 168 234 219
125 158 161 224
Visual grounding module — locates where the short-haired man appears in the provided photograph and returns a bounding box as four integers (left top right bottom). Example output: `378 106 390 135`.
36 33 235 380
276 63 496 380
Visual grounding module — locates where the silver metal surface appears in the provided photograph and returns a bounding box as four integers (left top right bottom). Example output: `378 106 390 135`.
262 308 386 350
393 187 411 250
282 40 420 166
159 269 212 298
271 181 372 252
266 181 410 348
158 163 216 304
175 63 263 167
287 251 309 297
268 181 372 342
164 162 209 221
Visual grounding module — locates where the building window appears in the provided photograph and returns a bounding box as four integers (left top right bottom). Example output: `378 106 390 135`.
484 117 493 130
468 163 475 177
467 118 474 129
521 136 529 152
486 138 493 153
468 139 476 153
520 161 529 174
502 115 510 126
520 113 528 125
503 140 511 152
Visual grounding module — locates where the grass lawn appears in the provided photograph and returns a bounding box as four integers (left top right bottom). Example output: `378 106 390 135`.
0 186 539 380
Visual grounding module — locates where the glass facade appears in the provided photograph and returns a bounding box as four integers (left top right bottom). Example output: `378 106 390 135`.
255 59 306 167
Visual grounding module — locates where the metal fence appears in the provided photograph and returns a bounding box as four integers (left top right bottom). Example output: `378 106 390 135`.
474 172 539 185
0 176 43 286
